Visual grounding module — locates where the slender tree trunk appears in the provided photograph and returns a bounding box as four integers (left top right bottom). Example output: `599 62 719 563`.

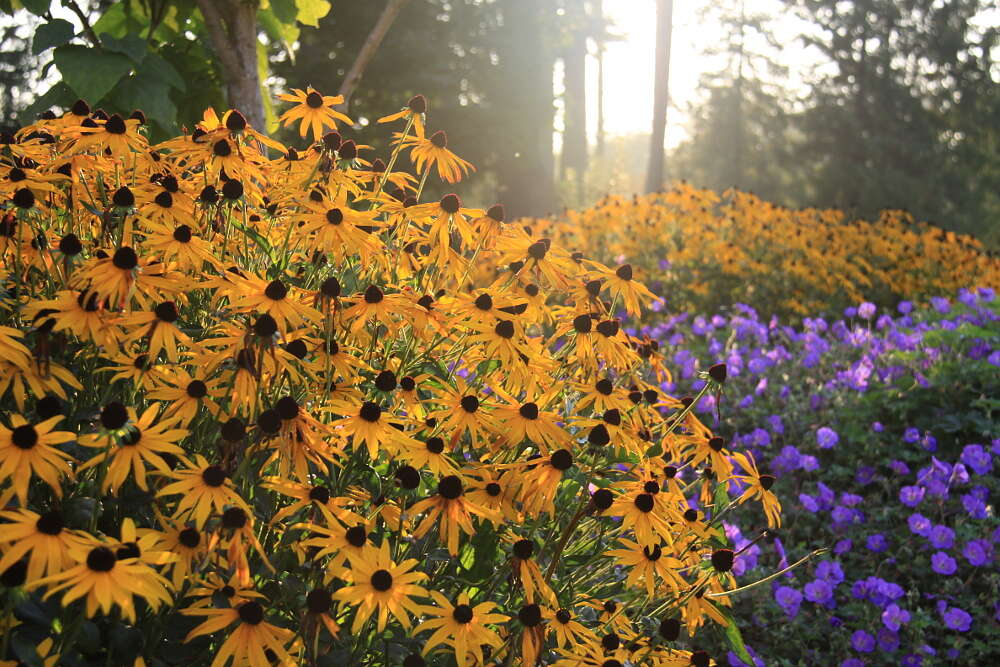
495 0 556 219
595 0 606 157
197 0 265 130
644 0 673 193
337 0 410 110
561 1 588 203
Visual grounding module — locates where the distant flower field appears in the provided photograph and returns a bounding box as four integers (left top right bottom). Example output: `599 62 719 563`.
518 187 1000 319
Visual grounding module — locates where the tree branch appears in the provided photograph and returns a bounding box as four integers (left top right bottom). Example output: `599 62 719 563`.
195 0 242 85
63 0 101 48
337 0 410 109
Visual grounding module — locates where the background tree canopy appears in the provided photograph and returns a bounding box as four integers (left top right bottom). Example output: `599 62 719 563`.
2 0 997 241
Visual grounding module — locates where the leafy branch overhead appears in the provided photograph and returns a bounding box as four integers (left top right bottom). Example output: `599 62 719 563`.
5 0 332 137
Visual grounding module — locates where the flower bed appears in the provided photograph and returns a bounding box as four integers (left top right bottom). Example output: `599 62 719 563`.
640 290 1000 664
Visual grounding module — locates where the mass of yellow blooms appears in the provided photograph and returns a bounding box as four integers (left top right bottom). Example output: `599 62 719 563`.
518 185 1000 317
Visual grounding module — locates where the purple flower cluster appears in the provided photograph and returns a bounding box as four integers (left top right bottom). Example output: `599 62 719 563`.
650 289 1000 666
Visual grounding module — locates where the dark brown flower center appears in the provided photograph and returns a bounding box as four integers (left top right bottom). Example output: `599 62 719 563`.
370 569 393 591
452 603 473 623
634 493 655 513
35 511 64 535
438 475 463 499
202 466 227 487
306 91 324 108
238 601 264 625
10 425 38 449
86 546 116 572
178 527 200 548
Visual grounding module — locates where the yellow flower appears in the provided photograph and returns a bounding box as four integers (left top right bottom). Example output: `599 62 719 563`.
413 591 507 667
277 87 353 141
0 414 75 504
332 541 428 632
182 599 297 666
30 539 172 623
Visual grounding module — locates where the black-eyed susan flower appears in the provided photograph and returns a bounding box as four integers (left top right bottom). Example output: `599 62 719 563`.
409 475 499 555
0 508 90 582
157 454 251 528
506 537 556 604
731 451 781 528
332 541 428 632
182 599 296 666
0 414 75 504
606 538 685 598
395 130 475 184
30 539 172 622
412 591 507 667
377 94 427 137
278 87 353 141
78 405 186 493
545 605 597 650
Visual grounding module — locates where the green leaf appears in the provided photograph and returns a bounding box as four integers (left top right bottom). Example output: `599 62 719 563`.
108 72 178 133
32 18 75 54
295 0 331 27
92 2 130 38
258 8 301 58
141 53 185 91
713 479 729 515
20 0 49 16
101 33 148 63
53 45 134 104
270 0 298 24
712 602 753 663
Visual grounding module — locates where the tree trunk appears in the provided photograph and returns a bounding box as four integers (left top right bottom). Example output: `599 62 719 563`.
560 1 588 203
644 0 673 193
595 0 606 157
197 0 265 131
337 0 410 110
494 0 556 219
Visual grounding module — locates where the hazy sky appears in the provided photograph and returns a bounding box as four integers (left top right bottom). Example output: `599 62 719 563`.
596 0 813 146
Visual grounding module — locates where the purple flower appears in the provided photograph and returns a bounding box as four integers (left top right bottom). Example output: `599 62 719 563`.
962 493 988 519
899 485 925 508
841 660 864 667
774 585 803 618
816 426 839 449
816 560 845 584
897 300 913 314
872 421 885 432
850 630 875 653
844 306 858 318
858 302 876 319
840 492 863 507
908 513 932 537
866 534 889 553
960 444 992 475
834 539 853 555
889 460 910 475
799 455 820 471
804 579 835 606
941 606 972 631
877 628 900 652
882 603 911 631
929 525 955 549
901 656 923 667
799 493 819 513
855 466 876 485
962 539 993 567
903 427 921 443
931 296 951 313
931 551 957 575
